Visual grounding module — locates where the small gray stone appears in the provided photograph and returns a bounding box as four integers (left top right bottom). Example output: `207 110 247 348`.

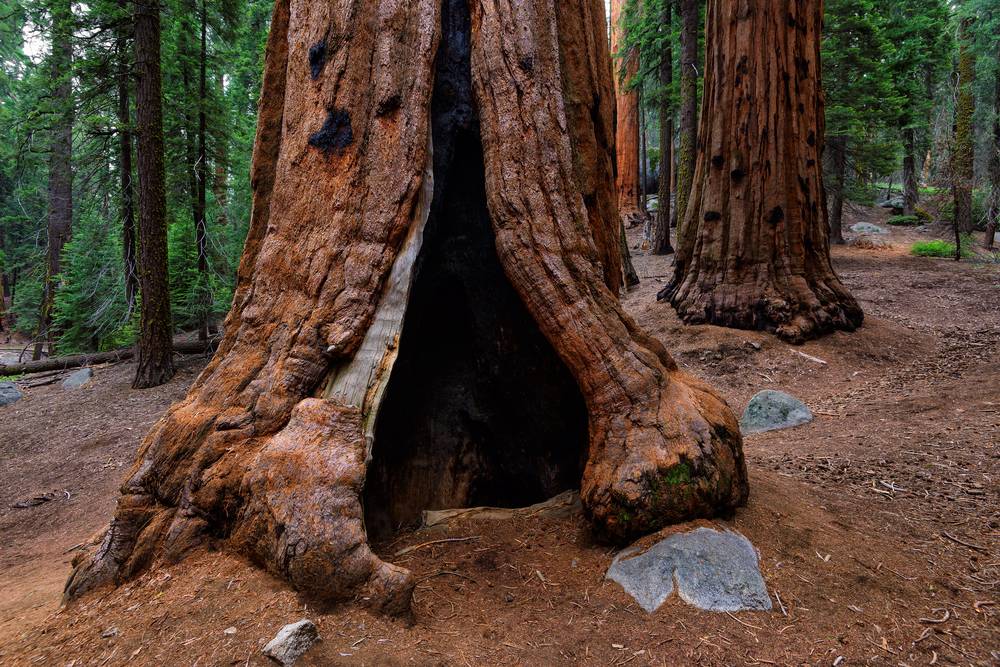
607 527 771 613
879 197 904 210
61 368 93 389
740 390 813 434
262 620 320 666
0 382 22 407
851 222 889 235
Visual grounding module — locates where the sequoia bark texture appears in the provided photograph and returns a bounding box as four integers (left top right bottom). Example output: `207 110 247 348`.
610 0 647 227
65 0 748 615
664 0 863 343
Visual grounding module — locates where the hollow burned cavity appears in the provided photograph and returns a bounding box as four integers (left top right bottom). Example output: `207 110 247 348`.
363 0 588 541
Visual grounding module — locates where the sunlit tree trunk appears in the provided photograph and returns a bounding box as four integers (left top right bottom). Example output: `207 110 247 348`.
610 0 647 227
664 0 862 343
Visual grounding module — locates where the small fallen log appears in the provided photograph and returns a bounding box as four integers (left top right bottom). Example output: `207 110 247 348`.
0 338 216 376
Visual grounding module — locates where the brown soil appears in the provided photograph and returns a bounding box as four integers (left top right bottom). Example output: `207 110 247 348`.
1 211 997 666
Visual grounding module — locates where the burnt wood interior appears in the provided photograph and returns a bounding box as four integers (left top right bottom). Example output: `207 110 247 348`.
363 0 589 541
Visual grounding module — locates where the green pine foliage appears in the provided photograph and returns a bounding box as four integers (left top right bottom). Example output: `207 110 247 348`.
52 211 134 352
823 0 904 185
0 0 271 354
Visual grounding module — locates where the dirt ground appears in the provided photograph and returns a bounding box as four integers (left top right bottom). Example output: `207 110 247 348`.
0 209 997 666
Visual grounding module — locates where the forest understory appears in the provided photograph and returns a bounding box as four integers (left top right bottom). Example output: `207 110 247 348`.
0 207 997 666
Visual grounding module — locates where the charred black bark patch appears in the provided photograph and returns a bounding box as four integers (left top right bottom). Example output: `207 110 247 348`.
704 210 722 222
308 40 326 79
364 0 587 541
768 206 785 225
308 108 353 155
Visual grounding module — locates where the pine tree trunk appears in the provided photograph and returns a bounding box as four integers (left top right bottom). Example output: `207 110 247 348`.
652 1 674 255
132 0 175 389
676 0 698 231
986 37 999 250
828 134 847 245
610 0 647 227
213 73 229 227
903 127 918 217
196 0 209 340
35 0 74 361
65 0 747 614
952 17 975 237
118 0 138 318
664 0 862 343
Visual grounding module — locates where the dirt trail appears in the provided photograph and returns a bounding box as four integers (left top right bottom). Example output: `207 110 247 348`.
0 213 997 665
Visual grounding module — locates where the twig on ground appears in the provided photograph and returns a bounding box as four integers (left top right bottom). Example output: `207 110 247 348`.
394 536 480 557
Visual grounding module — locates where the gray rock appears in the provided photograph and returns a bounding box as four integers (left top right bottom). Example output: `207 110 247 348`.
851 222 889 235
61 368 93 389
607 527 771 613
879 197 904 210
740 390 813 434
262 620 320 666
0 382 22 407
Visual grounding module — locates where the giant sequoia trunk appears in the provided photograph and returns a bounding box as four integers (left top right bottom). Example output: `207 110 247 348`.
610 0 647 228
663 0 862 343
66 0 748 615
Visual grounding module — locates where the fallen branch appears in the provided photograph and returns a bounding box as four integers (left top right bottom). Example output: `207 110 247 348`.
0 338 217 376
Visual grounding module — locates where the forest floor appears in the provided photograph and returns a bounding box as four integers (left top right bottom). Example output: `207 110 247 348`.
0 207 997 666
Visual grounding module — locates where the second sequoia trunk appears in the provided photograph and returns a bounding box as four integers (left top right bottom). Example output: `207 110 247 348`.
664 0 862 343
65 0 748 615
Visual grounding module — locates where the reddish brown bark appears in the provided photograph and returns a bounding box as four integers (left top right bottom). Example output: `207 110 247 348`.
132 0 175 388
66 0 747 615
610 0 647 228
664 0 862 343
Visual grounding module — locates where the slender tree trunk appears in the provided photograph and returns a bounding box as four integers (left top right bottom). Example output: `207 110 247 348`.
0 233 7 335
35 0 74 361
952 17 975 238
664 0 862 343
196 0 209 340
66 0 747 611
117 0 138 318
620 222 640 287
903 127 918 217
640 83 648 220
652 1 674 255
132 0 175 389
986 38 999 250
828 134 848 245
610 0 647 227
213 73 229 227
676 0 698 231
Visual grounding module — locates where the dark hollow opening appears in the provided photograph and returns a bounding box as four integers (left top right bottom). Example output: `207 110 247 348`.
363 0 589 542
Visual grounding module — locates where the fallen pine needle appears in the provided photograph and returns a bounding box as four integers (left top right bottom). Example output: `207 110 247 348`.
725 611 763 631
394 536 480 557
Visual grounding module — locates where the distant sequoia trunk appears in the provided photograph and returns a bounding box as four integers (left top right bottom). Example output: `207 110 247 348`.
663 0 862 343
610 0 647 228
65 0 748 615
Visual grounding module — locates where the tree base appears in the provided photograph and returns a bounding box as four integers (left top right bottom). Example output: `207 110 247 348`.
659 277 863 344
